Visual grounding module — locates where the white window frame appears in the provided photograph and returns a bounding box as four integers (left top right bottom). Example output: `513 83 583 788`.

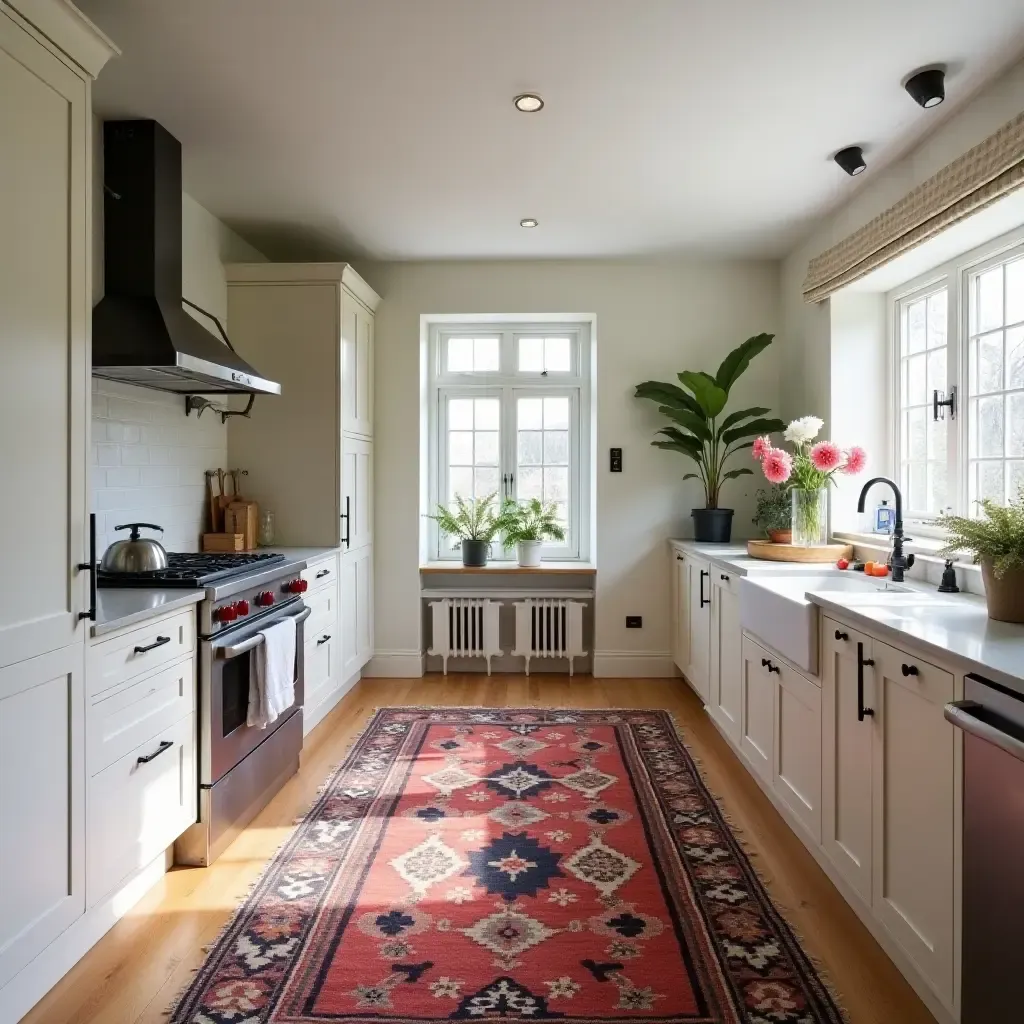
888 224 1024 530
427 321 592 561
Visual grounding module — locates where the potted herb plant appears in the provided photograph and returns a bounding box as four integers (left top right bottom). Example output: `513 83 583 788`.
426 492 505 567
635 333 785 542
501 498 566 567
752 486 792 543
939 487 1024 623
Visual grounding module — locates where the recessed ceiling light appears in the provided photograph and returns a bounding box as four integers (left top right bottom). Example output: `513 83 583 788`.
514 93 544 113
834 146 867 176
520 217 539 228
905 68 945 109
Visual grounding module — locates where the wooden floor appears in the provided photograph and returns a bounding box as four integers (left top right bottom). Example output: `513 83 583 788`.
23 676 937 1024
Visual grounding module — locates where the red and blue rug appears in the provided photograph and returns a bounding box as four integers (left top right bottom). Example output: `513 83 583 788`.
169 708 845 1023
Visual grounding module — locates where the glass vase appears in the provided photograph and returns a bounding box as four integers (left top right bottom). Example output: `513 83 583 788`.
791 487 827 547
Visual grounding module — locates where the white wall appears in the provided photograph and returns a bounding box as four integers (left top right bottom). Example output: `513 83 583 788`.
90 115 266 553
780 57 1024 425
360 259 781 674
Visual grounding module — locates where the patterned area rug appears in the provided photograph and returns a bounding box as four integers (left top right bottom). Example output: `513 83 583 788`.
169 708 846 1023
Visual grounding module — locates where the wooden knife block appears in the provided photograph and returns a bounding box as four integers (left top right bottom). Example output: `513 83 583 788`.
225 501 258 550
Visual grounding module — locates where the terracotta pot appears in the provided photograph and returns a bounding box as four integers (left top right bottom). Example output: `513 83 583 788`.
767 529 792 544
981 561 1024 623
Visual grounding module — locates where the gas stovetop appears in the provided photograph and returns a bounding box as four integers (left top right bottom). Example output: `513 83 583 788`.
98 551 286 588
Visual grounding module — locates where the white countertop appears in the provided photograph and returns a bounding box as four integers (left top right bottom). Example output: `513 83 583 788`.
670 539 1024 693
92 589 203 638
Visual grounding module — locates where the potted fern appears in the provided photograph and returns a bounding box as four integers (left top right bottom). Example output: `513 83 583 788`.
635 333 785 542
426 492 507 567
939 487 1024 623
501 498 566 567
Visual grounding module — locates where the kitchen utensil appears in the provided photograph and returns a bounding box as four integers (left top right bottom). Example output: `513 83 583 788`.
202 532 245 552
100 523 169 572
206 469 220 532
216 468 236 525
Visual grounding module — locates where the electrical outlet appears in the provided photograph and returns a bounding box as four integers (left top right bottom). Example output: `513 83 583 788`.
625 616 642 628
610 447 623 472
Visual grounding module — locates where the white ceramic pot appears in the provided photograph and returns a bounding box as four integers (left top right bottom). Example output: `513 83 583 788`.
517 540 543 568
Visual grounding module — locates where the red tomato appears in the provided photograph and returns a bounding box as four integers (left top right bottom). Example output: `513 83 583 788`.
836 558 850 570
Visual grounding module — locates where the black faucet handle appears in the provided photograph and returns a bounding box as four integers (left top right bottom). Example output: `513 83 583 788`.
938 559 960 594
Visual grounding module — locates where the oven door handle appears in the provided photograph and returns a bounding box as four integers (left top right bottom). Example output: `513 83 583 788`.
217 605 311 659
944 699 1024 762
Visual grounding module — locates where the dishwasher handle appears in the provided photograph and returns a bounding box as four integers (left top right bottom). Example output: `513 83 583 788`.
944 699 1024 763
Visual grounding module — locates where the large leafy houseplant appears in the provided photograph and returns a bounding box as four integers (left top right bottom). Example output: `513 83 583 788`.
938 487 1024 622
635 333 785 541
426 492 510 566
500 498 566 567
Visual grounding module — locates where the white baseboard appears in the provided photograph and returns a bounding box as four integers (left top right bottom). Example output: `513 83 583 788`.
0 850 168 1023
592 651 677 678
365 650 425 678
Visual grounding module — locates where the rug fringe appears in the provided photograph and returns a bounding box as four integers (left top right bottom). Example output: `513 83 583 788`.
662 709 853 1024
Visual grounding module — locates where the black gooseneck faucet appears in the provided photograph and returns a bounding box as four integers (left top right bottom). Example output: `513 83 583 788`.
856 477 915 583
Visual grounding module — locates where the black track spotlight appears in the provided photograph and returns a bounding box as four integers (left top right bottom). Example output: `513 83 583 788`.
905 68 945 109
834 146 866 177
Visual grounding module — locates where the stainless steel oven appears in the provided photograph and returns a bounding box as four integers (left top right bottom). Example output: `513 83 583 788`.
175 599 310 866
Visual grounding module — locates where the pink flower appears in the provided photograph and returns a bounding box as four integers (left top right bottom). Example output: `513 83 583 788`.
842 446 867 475
810 441 842 472
751 436 772 462
762 449 792 484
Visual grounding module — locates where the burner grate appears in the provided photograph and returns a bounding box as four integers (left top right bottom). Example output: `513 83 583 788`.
98 551 286 588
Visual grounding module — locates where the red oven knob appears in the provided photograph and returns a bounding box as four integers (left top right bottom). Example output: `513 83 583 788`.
283 578 308 594
215 604 238 623
234 599 250 616
255 591 274 607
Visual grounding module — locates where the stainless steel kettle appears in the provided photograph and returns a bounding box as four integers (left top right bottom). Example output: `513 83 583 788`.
100 523 169 573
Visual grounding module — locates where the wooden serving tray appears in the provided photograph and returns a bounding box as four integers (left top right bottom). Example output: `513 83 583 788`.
746 539 853 563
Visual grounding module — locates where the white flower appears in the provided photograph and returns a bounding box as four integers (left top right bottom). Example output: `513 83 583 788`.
784 416 824 446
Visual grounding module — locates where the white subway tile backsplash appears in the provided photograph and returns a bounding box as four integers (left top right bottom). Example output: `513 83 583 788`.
91 380 226 555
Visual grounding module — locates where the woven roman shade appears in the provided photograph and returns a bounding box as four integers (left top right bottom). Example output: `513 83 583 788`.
802 110 1024 303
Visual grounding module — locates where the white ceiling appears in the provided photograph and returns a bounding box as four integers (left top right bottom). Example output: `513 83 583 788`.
79 0 1024 262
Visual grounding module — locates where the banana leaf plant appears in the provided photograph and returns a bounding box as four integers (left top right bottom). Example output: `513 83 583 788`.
635 333 785 508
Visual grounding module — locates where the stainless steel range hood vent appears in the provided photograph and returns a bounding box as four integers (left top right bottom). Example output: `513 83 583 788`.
92 120 280 396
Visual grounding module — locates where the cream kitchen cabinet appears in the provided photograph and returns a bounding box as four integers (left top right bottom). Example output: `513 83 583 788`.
739 635 775 784
341 544 374 680
671 552 689 672
708 570 742 744
679 554 711 701
342 435 373 553
822 616 957 1007
302 552 342 735
0 4 114 1018
342 291 374 438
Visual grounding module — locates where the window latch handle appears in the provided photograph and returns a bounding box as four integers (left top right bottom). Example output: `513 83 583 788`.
933 386 957 421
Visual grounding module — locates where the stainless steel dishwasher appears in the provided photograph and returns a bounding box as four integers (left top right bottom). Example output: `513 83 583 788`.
944 672 1024 1023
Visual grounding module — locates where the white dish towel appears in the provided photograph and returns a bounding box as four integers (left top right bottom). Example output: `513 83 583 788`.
247 616 297 729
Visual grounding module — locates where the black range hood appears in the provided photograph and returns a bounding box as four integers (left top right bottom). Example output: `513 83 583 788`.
92 120 280 395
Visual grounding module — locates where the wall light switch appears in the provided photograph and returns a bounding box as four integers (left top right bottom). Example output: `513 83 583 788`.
610 447 623 472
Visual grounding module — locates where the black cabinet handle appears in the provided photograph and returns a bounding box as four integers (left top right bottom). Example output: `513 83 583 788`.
768 663 780 674
902 663 919 677
77 512 97 622
720 573 729 581
857 642 875 720
340 495 351 547
136 739 173 766
676 554 684 561
699 569 710 608
834 629 849 641
134 635 170 654
317 634 331 645
761 657 770 668
316 569 330 579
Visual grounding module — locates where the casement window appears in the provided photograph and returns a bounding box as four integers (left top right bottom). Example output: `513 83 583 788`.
428 323 591 560
890 232 1024 522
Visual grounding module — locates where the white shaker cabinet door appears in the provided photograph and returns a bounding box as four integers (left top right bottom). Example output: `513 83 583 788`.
0 645 85 988
341 436 373 554
0 15 90 668
739 636 774 785
708 575 741 745
871 641 956 1005
772 660 822 844
671 552 689 673
684 557 711 702
341 544 373 680
821 621 874 903
341 291 374 438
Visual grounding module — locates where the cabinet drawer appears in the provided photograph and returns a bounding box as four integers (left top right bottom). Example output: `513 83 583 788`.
823 616 873 661
304 631 336 705
87 712 196 906
87 657 195 775
712 567 740 590
87 609 195 698
305 581 338 637
302 554 339 591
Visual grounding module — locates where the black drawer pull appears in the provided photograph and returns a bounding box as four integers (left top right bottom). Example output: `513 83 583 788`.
902 663 919 677
136 739 173 766
134 635 170 654
317 634 332 645
768 663 781 674
834 629 849 641
316 569 330 579
761 657 770 667
720 574 729 581
676 554 684 561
